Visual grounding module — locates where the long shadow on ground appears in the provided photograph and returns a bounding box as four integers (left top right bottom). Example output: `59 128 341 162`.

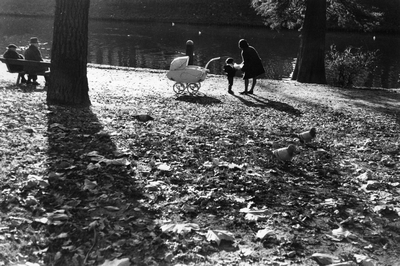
337 87 400 122
232 93 302 116
261 80 400 123
176 94 222 105
41 105 164 265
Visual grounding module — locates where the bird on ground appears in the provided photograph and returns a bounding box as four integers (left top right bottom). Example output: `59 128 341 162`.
298 127 316 143
273 144 296 161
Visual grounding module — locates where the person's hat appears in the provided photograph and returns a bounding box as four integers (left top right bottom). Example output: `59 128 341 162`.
7 44 17 49
29 37 39 44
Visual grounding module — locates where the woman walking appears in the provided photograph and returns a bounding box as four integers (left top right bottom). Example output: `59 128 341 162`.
238 39 265 94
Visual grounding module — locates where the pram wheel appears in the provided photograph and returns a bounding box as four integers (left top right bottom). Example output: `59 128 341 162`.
173 83 186 94
187 83 200 94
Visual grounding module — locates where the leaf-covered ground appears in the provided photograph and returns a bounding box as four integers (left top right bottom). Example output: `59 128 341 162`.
1 65 400 266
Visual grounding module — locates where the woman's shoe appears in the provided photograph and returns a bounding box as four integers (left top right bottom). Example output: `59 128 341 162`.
240 91 248 95
247 90 254 94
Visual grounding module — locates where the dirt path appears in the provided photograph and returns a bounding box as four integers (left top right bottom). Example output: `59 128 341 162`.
85 65 400 118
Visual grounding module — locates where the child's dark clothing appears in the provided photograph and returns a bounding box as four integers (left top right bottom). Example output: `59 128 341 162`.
224 63 236 93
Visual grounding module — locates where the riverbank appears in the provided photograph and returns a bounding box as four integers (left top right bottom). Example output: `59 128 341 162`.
1 63 400 265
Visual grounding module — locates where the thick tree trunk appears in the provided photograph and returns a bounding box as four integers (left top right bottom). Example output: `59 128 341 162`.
47 0 91 106
292 0 327 84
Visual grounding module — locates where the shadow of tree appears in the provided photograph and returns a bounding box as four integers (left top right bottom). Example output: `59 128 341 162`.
0 83 48 93
19 85 49 93
41 105 164 265
262 79 400 123
337 87 400 122
233 94 302 116
176 94 222 105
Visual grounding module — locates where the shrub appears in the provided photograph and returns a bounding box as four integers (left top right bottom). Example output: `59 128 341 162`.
325 44 378 88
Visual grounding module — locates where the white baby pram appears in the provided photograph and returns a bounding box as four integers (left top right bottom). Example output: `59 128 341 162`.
167 56 220 94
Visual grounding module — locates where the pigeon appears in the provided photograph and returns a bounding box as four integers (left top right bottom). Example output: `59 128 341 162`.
273 144 296 161
133 114 154 122
298 127 316 143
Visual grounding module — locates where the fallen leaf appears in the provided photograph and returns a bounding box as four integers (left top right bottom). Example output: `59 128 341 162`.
203 161 213 168
244 213 268 221
83 179 98 190
228 163 244 169
310 253 340 265
240 247 254 257
104 206 120 212
356 171 373 182
157 163 171 171
330 226 353 241
206 229 235 245
101 158 130 166
354 254 375 266
53 232 69 239
99 258 130 266
256 228 275 240
161 223 200 234
34 217 48 224
329 262 357 266
239 208 269 214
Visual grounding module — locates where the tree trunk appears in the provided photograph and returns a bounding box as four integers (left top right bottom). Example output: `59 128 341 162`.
47 0 91 106
292 0 327 84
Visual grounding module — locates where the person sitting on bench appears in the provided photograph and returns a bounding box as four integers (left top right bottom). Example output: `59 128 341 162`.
24 37 49 86
2 44 27 84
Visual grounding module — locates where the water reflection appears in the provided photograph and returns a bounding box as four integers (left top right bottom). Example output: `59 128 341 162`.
0 15 399 88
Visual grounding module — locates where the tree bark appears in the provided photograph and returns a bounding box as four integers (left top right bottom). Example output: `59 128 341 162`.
47 0 91 106
292 0 327 84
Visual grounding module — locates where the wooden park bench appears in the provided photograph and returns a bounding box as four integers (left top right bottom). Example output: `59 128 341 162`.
0 57 51 85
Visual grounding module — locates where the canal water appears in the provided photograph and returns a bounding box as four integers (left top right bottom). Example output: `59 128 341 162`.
0 16 399 88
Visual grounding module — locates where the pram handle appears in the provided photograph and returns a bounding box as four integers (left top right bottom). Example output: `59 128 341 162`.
205 57 221 70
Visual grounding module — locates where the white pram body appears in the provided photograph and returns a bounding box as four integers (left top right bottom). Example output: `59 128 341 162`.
167 56 207 83
166 56 220 94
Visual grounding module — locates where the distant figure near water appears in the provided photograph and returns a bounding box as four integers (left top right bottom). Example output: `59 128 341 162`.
238 39 265 95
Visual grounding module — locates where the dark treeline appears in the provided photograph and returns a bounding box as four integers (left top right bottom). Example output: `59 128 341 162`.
365 0 400 32
0 0 398 32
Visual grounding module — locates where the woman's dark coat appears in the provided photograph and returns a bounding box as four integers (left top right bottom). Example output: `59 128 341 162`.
241 46 265 79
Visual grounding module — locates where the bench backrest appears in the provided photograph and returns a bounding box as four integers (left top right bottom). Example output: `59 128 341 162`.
0 57 51 73
0 58 16 72
0 57 51 67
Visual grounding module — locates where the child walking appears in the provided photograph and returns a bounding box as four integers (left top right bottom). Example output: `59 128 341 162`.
223 57 236 94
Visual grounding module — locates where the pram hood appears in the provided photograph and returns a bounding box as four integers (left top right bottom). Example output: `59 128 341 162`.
169 56 189 71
